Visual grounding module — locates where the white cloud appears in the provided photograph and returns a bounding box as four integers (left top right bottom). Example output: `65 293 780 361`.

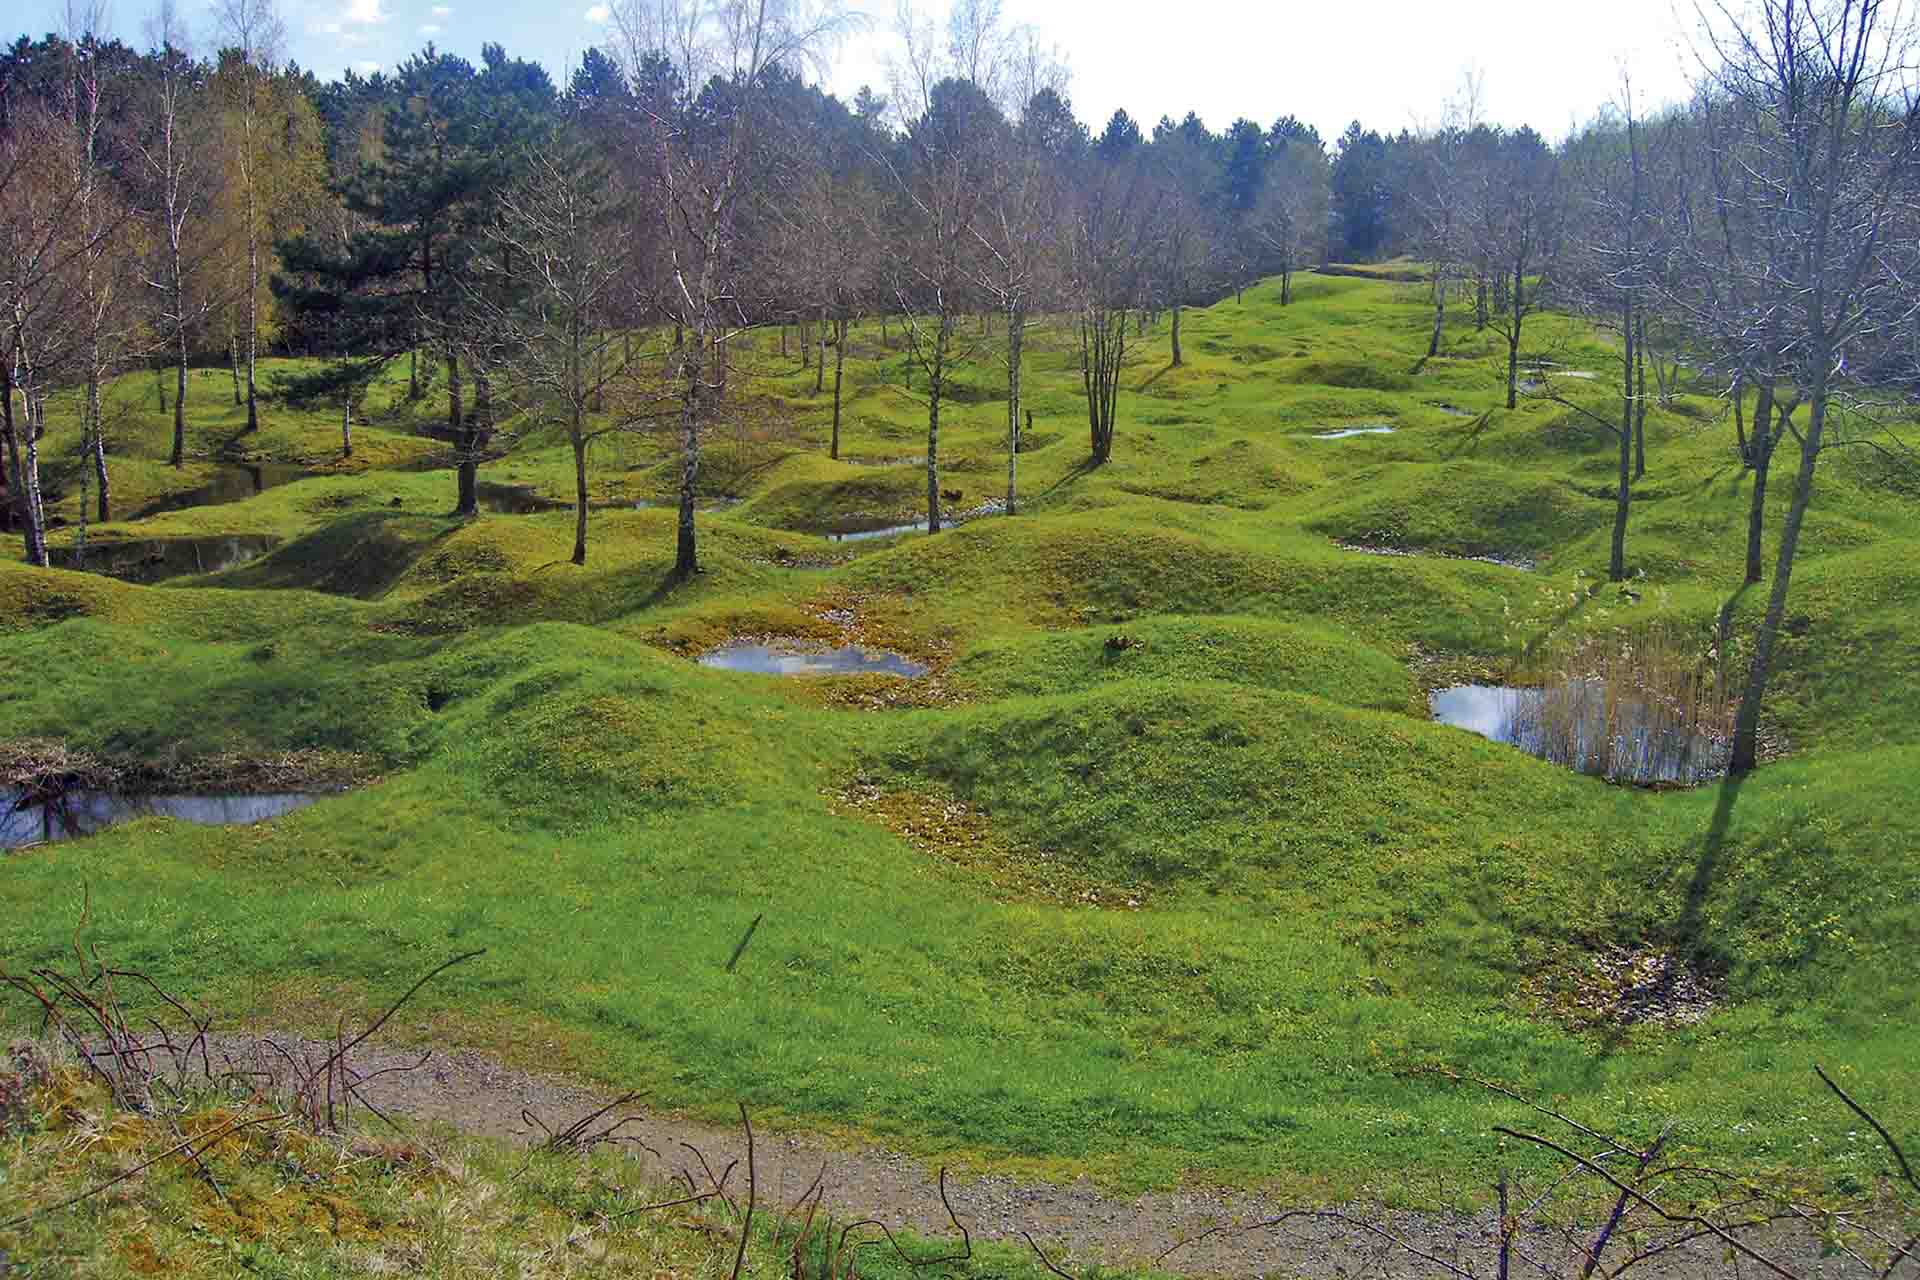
584 3 611 22
341 0 390 25
354 60 380 72
418 21 441 34
431 4 451 15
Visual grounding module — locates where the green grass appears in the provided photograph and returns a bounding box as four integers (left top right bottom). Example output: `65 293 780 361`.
2 271 1916 1209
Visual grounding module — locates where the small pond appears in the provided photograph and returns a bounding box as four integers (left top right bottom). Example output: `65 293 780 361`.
136 463 312 518
475 482 569 514
2 790 319 849
699 642 929 678
51 534 281 583
1431 683 1729 786
825 502 1005 542
1311 426 1395 440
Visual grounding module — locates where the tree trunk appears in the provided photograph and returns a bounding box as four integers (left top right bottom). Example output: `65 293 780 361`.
1475 276 1488 328
675 328 704 579
244 167 260 432
925 313 950 534
1006 296 1024 514
446 348 463 429
92 429 110 525
1732 370 1748 464
572 415 589 567
1504 262 1523 411
1745 384 1777 585
171 316 189 468
1280 267 1292 306
815 307 827 395
780 324 788 359
1730 379 1828 774
0 364 42 563
1609 302 1634 582
408 346 418 399
800 319 811 369
1170 304 1183 367
830 315 847 461
1428 273 1446 358
341 392 353 459
1633 309 1648 480
447 350 477 518
229 330 244 405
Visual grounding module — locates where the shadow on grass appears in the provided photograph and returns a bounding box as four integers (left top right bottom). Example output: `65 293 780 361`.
1440 411 1495 460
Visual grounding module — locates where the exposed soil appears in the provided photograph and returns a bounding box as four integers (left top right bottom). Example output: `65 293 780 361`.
204 1033 1875 1280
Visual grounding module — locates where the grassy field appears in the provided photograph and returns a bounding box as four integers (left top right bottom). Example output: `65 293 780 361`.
2 271 1916 1215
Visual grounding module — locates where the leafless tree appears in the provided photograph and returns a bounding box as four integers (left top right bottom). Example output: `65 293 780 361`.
611 0 854 578
1678 0 1920 773
472 140 639 565
0 106 99 565
1068 152 1159 466
1553 84 1675 581
1473 126 1563 409
969 93 1065 513
60 3 138 527
764 121 879 460
211 0 286 436
884 75 1000 531
1248 136 1330 307
139 0 221 469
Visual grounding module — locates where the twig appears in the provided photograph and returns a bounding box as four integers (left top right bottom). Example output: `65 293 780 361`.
730 1103 755 1280
1815 1064 1917 1193
1493 1126 1800 1280
1022 1231 1076 1280
726 914 763 973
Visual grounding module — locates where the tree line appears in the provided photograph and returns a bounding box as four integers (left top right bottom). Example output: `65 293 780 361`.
3 0 1915 776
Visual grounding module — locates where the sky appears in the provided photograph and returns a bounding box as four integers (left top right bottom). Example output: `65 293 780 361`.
32 0 1706 142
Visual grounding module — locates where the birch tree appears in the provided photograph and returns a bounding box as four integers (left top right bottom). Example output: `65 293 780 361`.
611 0 853 577
212 0 285 435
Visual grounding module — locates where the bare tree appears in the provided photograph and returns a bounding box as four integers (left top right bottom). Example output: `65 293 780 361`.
0 106 96 565
1248 136 1330 307
1068 151 1158 466
212 0 286 435
472 137 638 565
1473 126 1562 409
1680 0 1920 773
140 0 220 468
765 120 879 460
61 5 136 526
885 75 1001 532
970 89 1067 513
611 0 854 578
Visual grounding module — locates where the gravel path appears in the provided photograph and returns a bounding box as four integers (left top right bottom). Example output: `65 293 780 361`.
218 1035 1896 1279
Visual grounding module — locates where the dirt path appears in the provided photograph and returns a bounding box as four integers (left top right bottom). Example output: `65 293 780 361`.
228 1035 1887 1280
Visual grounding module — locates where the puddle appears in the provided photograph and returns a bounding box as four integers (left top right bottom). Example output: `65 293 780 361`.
51 534 281 583
824 502 1005 542
476 483 569 514
699 642 928 677
1311 426 1395 440
1338 542 1535 571
828 520 929 542
2 789 319 849
135 463 311 517
1431 403 1476 417
1430 684 1728 785
840 456 927 468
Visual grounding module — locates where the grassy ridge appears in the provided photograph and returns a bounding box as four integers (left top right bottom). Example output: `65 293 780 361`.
1 270 1915 1200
